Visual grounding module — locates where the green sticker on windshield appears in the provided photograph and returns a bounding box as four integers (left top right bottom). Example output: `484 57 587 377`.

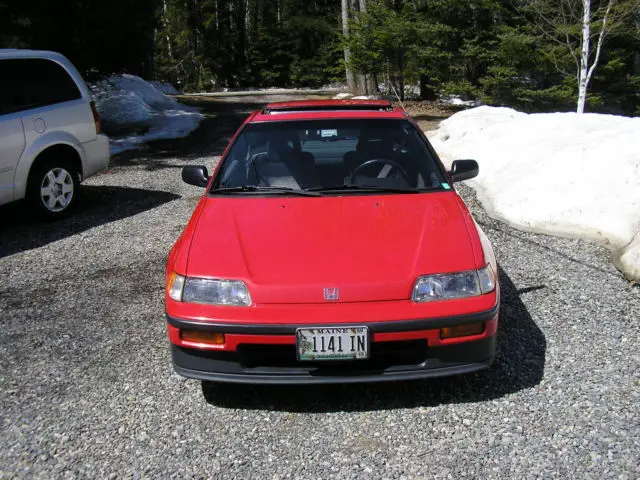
441 183 451 190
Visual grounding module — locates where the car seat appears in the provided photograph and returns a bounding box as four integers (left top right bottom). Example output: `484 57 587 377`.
252 132 317 189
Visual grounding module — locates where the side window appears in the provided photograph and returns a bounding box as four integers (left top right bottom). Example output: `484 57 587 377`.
0 58 82 115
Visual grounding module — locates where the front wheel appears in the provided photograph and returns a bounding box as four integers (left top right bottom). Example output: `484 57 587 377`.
27 160 79 219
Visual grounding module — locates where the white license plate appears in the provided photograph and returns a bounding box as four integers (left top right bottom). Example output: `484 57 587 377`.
296 327 369 361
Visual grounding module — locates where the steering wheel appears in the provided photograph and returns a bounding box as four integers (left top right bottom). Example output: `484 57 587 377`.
349 158 410 185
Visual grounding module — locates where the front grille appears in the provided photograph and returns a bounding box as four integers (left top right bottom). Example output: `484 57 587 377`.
236 340 428 370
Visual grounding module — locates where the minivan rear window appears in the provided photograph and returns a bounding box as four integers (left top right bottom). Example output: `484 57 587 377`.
0 58 82 115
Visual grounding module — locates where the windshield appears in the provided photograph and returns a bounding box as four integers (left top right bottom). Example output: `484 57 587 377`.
211 119 447 194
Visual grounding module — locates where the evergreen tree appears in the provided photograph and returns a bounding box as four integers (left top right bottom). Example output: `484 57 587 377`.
2 0 637 114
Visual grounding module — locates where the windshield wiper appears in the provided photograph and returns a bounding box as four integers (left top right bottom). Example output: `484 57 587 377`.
211 185 321 196
305 184 428 194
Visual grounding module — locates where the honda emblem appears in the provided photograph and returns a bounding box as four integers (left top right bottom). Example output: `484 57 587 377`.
323 287 340 301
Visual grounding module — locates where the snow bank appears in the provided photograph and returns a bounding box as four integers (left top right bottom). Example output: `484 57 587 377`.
150 81 180 95
90 74 203 154
332 93 379 100
427 106 640 281
440 95 481 107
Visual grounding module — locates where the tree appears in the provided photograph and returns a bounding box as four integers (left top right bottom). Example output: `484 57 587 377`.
154 0 342 90
3 0 637 114
342 0 357 91
520 0 635 113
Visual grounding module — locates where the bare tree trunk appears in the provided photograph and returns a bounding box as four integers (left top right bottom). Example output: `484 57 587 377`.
162 0 174 61
398 51 405 101
215 0 219 31
578 0 614 113
341 0 356 91
360 0 378 95
635 10 640 75
350 0 377 95
245 0 251 46
577 0 591 113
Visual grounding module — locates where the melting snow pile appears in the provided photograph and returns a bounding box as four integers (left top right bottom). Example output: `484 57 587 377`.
427 106 640 281
149 81 181 95
332 93 378 100
440 95 481 108
90 74 203 154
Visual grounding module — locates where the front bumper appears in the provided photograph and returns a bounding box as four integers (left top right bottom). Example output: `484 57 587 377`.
167 306 498 384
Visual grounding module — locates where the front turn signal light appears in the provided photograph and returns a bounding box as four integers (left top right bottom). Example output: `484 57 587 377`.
180 330 225 345
440 323 485 339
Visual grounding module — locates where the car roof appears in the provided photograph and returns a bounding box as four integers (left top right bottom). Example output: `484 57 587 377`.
0 49 70 62
250 99 409 122
0 49 91 98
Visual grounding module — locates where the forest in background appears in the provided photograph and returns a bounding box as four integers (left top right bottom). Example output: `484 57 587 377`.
1 0 639 114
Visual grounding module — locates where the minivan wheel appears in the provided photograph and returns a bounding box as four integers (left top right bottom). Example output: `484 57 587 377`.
27 159 79 219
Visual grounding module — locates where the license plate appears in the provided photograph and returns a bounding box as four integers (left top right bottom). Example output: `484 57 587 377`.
296 326 369 361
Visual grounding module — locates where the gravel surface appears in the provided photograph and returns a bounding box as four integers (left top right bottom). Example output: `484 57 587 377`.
1 97 639 479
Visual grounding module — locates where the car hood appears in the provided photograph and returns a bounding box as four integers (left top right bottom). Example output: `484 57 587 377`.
186 193 479 304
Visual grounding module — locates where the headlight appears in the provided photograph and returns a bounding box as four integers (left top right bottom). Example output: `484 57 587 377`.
167 274 251 306
412 265 495 302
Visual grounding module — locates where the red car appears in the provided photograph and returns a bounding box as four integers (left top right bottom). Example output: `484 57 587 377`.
165 100 499 391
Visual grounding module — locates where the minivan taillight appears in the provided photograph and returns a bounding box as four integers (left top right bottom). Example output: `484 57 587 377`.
90 101 102 134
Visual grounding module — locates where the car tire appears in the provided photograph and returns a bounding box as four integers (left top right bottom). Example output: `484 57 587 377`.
27 156 80 220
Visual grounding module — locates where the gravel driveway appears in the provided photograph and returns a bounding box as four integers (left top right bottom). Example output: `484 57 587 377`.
1 97 638 479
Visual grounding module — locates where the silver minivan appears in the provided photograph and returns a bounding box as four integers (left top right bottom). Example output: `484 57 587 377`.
0 49 110 218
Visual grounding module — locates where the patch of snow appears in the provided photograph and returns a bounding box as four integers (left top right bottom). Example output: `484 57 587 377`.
333 92 354 99
187 87 342 96
376 82 420 99
427 106 640 281
403 84 421 100
351 95 376 100
618 234 640 281
90 74 203 155
107 110 204 155
323 81 347 90
150 81 180 95
440 95 481 107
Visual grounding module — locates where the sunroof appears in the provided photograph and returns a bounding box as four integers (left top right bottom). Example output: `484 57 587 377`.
263 102 393 114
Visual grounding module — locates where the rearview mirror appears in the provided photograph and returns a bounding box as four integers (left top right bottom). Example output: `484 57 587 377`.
182 165 209 187
449 159 479 183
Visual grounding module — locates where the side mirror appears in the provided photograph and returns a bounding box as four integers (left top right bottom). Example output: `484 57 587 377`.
182 165 209 187
449 159 479 183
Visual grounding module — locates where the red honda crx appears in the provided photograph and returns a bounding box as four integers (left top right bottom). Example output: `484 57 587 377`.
165 100 499 394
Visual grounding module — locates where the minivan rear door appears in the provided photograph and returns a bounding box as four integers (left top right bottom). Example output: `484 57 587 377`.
0 60 26 205
0 115 25 205
9 58 96 147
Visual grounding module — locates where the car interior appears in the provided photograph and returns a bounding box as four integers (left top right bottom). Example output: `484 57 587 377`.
215 120 445 191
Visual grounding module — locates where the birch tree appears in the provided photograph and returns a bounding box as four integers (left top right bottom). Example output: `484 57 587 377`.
522 0 633 113
577 0 614 112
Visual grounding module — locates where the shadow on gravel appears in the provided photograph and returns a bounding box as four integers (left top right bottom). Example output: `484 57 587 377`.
0 185 179 258
202 268 546 412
